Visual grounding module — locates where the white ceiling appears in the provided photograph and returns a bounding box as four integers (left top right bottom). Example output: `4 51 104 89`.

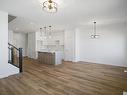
0 0 127 32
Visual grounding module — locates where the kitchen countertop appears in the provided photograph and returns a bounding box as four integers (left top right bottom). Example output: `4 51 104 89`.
38 51 63 53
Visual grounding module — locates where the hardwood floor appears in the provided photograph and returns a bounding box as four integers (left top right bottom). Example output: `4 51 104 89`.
0 58 127 95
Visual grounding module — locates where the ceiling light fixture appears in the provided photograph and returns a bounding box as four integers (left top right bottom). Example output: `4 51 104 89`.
48 26 52 39
39 26 53 39
91 21 100 39
40 28 43 36
43 0 57 13
44 27 47 39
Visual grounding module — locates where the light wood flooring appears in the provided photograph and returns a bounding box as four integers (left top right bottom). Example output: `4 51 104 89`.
0 58 127 95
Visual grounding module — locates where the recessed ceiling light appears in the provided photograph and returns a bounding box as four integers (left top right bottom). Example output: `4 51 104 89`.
30 22 34 25
15 28 19 30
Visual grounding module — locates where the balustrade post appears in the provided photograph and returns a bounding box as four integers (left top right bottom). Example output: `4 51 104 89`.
19 48 23 73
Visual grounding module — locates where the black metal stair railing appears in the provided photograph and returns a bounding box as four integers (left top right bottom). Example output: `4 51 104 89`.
8 43 23 73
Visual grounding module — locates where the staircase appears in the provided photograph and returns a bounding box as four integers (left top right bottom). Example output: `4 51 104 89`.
8 43 23 73
0 43 22 78
8 15 16 23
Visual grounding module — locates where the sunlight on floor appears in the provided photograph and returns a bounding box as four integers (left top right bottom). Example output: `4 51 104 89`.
123 92 127 95
124 70 127 73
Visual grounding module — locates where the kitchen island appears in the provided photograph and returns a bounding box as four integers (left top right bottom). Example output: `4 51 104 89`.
38 51 64 65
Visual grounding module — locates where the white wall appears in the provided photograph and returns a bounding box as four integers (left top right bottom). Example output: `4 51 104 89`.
8 31 28 56
0 11 19 78
64 29 75 61
75 23 127 67
28 32 36 59
13 32 28 56
0 11 8 65
8 30 14 44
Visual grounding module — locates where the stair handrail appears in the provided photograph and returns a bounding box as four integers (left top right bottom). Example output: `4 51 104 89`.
8 43 19 50
8 43 23 73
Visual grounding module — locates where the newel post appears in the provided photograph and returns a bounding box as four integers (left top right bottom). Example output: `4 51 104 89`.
19 48 23 73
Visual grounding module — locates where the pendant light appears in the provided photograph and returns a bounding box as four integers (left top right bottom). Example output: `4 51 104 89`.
44 27 47 39
91 21 100 39
40 28 42 37
49 26 52 39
